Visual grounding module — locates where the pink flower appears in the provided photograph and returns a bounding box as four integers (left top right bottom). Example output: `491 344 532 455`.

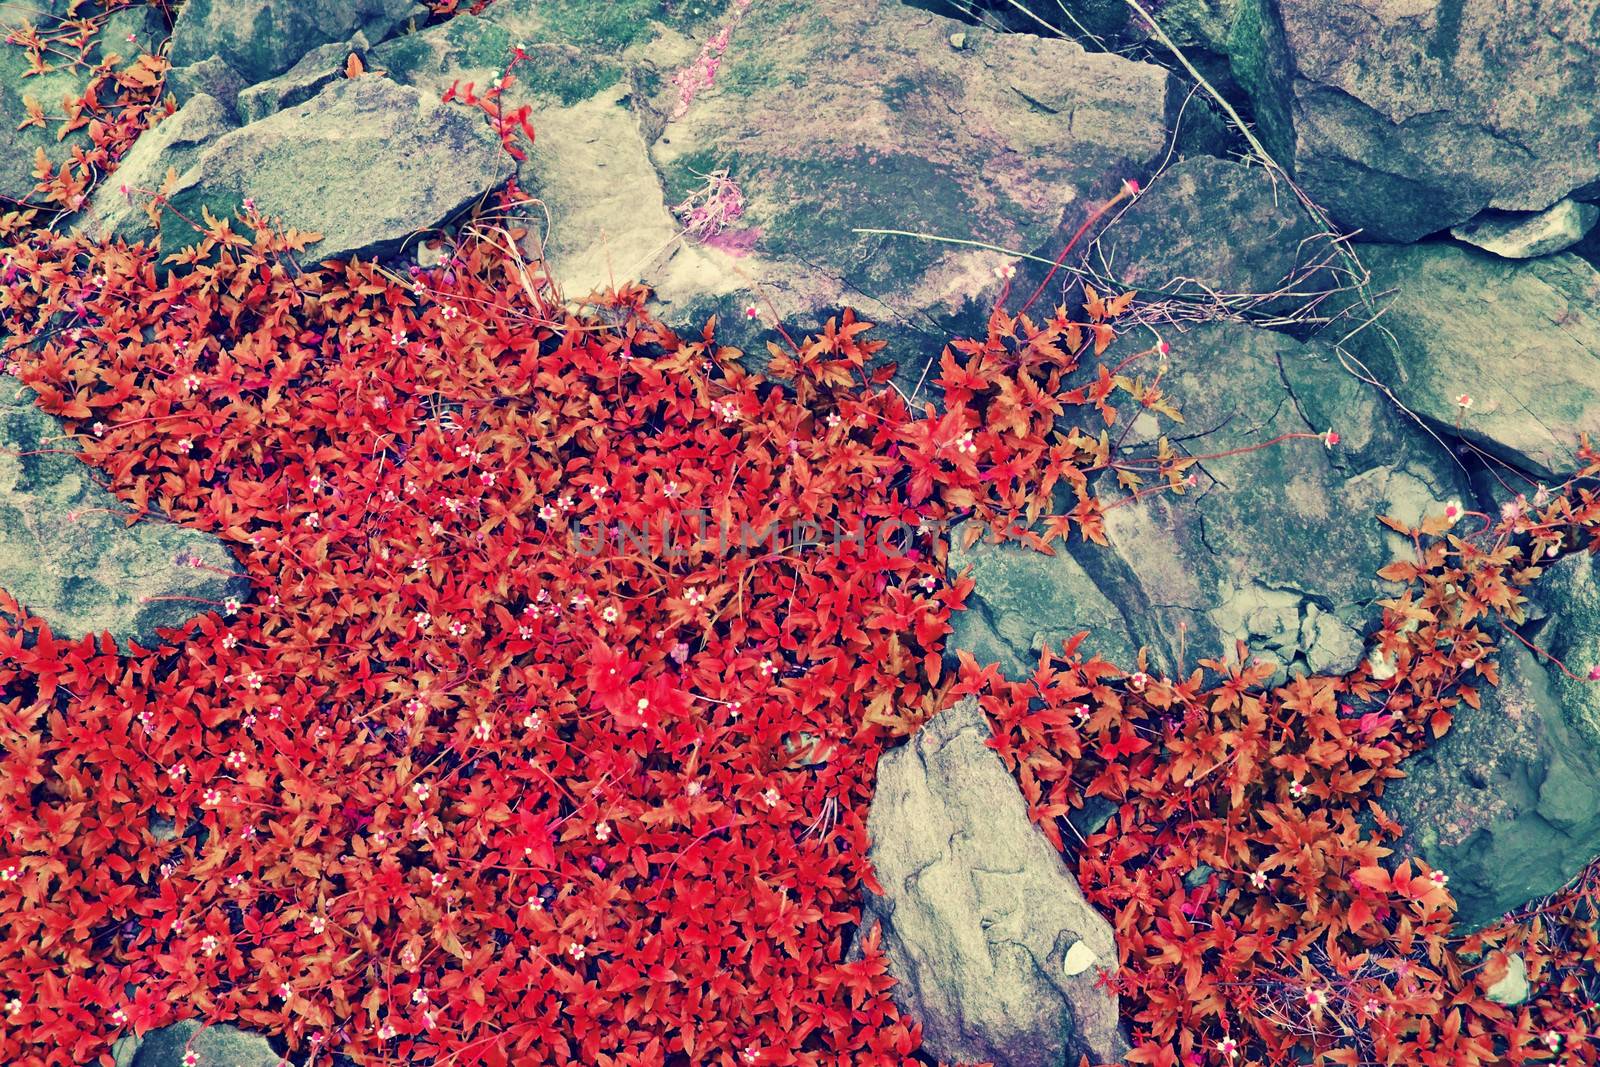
1455 393 1472 409
1588 665 1600 681
1324 429 1339 448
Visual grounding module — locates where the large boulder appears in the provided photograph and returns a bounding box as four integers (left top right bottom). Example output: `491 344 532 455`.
0 377 246 645
1229 0 1600 241
643 0 1175 359
861 698 1126 1066
84 76 513 264
1341 243 1600 478
168 0 421 85
951 321 1467 681
1381 631 1600 932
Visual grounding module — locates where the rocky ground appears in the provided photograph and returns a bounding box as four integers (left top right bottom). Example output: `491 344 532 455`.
2 0 1599 1064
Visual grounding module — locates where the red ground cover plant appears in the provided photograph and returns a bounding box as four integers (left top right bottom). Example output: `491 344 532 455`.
3 5 1600 1067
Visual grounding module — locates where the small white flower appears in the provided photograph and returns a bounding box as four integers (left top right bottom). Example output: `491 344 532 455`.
594 821 611 842
1288 779 1307 800
414 611 432 628
601 606 620 624
308 916 326 934
412 781 431 800
1249 869 1268 890
762 788 780 807
177 437 193 453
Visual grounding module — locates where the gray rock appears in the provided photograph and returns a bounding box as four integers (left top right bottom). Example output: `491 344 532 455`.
0 1 166 208
1046 322 1460 681
1342 243 1600 478
1229 0 1600 241
1485 954 1531 1006
165 55 251 120
1535 552 1600 748
861 698 1126 1066
128 1020 279 1067
1452 200 1600 260
83 94 237 239
236 33 369 125
86 76 513 264
0 376 246 645
1088 155 1344 320
169 0 422 85
948 522 1138 678
645 0 1175 364
378 0 1175 366
1382 637 1600 931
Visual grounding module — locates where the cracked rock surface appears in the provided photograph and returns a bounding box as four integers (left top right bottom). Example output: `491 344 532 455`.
1229 0 1600 241
953 321 1467 682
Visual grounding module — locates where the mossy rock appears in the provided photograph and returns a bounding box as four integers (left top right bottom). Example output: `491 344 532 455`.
89 76 512 264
